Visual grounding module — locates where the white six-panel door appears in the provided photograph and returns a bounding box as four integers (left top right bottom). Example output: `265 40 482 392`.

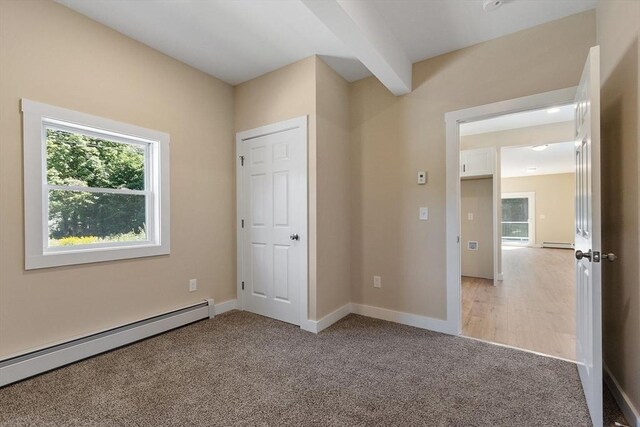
574 46 603 427
236 117 307 326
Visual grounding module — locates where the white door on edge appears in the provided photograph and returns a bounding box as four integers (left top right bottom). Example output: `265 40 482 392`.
574 45 604 427
238 118 307 326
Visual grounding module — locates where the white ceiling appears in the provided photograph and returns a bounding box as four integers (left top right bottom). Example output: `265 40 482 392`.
460 104 576 136
55 0 371 85
370 0 596 64
56 0 596 86
501 141 575 178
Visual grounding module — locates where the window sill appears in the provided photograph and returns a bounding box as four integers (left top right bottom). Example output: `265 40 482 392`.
26 244 170 270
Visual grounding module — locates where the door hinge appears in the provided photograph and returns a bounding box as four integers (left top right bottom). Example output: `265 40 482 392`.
241 281 245 290
240 155 245 166
241 219 244 228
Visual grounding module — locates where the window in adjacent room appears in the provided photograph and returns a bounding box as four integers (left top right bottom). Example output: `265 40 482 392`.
501 192 535 246
22 99 170 269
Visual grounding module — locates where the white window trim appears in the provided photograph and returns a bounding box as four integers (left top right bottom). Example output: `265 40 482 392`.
501 191 536 246
22 99 170 269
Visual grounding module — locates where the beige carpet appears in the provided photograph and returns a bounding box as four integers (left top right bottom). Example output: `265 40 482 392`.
0 311 628 426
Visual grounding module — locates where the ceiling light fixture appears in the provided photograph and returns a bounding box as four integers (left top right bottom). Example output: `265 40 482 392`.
532 145 549 151
526 167 537 173
482 0 503 12
547 107 561 114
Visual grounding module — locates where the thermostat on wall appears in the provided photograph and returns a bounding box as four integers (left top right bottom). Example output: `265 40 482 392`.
468 241 478 251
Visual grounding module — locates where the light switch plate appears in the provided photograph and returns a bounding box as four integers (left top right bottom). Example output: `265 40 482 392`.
468 213 474 220
419 207 428 220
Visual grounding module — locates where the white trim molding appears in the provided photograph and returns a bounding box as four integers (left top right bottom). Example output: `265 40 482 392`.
298 303 458 336
445 87 577 335
214 299 238 316
351 303 458 336
605 364 640 427
303 303 352 334
21 99 171 269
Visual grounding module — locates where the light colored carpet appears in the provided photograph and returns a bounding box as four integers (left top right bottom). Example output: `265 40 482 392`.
0 311 627 426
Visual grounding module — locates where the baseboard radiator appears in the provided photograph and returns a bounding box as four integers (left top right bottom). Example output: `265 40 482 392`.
542 241 574 249
0 299 215 388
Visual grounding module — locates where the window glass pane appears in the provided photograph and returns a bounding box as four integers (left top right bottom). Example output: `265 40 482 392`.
48 190 147 247
502 197 529 242
502 197 528 222
46 128 145 190
502 223 529 240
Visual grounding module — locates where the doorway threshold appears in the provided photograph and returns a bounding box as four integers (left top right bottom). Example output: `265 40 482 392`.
458 334 576 364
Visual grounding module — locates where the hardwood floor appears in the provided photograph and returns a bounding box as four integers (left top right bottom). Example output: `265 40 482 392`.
462 246 576 360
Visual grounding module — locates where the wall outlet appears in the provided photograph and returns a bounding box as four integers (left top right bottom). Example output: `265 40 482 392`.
189 279 197 292
417 171 427 185
373 275 382 288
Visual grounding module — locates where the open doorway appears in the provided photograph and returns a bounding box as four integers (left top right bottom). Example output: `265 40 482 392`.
458 104 577 360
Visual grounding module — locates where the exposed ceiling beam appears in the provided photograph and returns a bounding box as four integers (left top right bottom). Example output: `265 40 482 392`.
301 0 412 96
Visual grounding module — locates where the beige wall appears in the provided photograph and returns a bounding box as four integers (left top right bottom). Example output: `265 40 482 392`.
350 11 596 319
315 59 351 318
597 0 640 414
234 56 351 321
461 178 494 279
0 1 235 357
461 121 574 151
502 173 575 245
234 57 317 133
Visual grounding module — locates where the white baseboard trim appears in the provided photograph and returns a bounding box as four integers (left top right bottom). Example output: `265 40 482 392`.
351 303 457 335
0 299 218 387
302 303 352 334
604 363 640 427
214 298 238 315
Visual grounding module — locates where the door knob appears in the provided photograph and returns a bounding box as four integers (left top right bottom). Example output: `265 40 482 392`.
575 250 592 261
576 250 617 262
290 234 300 241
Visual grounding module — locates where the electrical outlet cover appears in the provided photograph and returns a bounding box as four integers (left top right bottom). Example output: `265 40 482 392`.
373 275 381 288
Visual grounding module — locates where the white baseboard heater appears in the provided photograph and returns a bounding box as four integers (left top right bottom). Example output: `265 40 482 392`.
542 241 575 249
0 299 215 388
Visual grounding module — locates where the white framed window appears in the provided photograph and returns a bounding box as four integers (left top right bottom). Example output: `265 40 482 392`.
22 99 170 269
501 192 535 246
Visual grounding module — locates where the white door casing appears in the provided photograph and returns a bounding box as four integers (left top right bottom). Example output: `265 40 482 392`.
574 46 603 427
445 86 577 335
236 116 308 326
